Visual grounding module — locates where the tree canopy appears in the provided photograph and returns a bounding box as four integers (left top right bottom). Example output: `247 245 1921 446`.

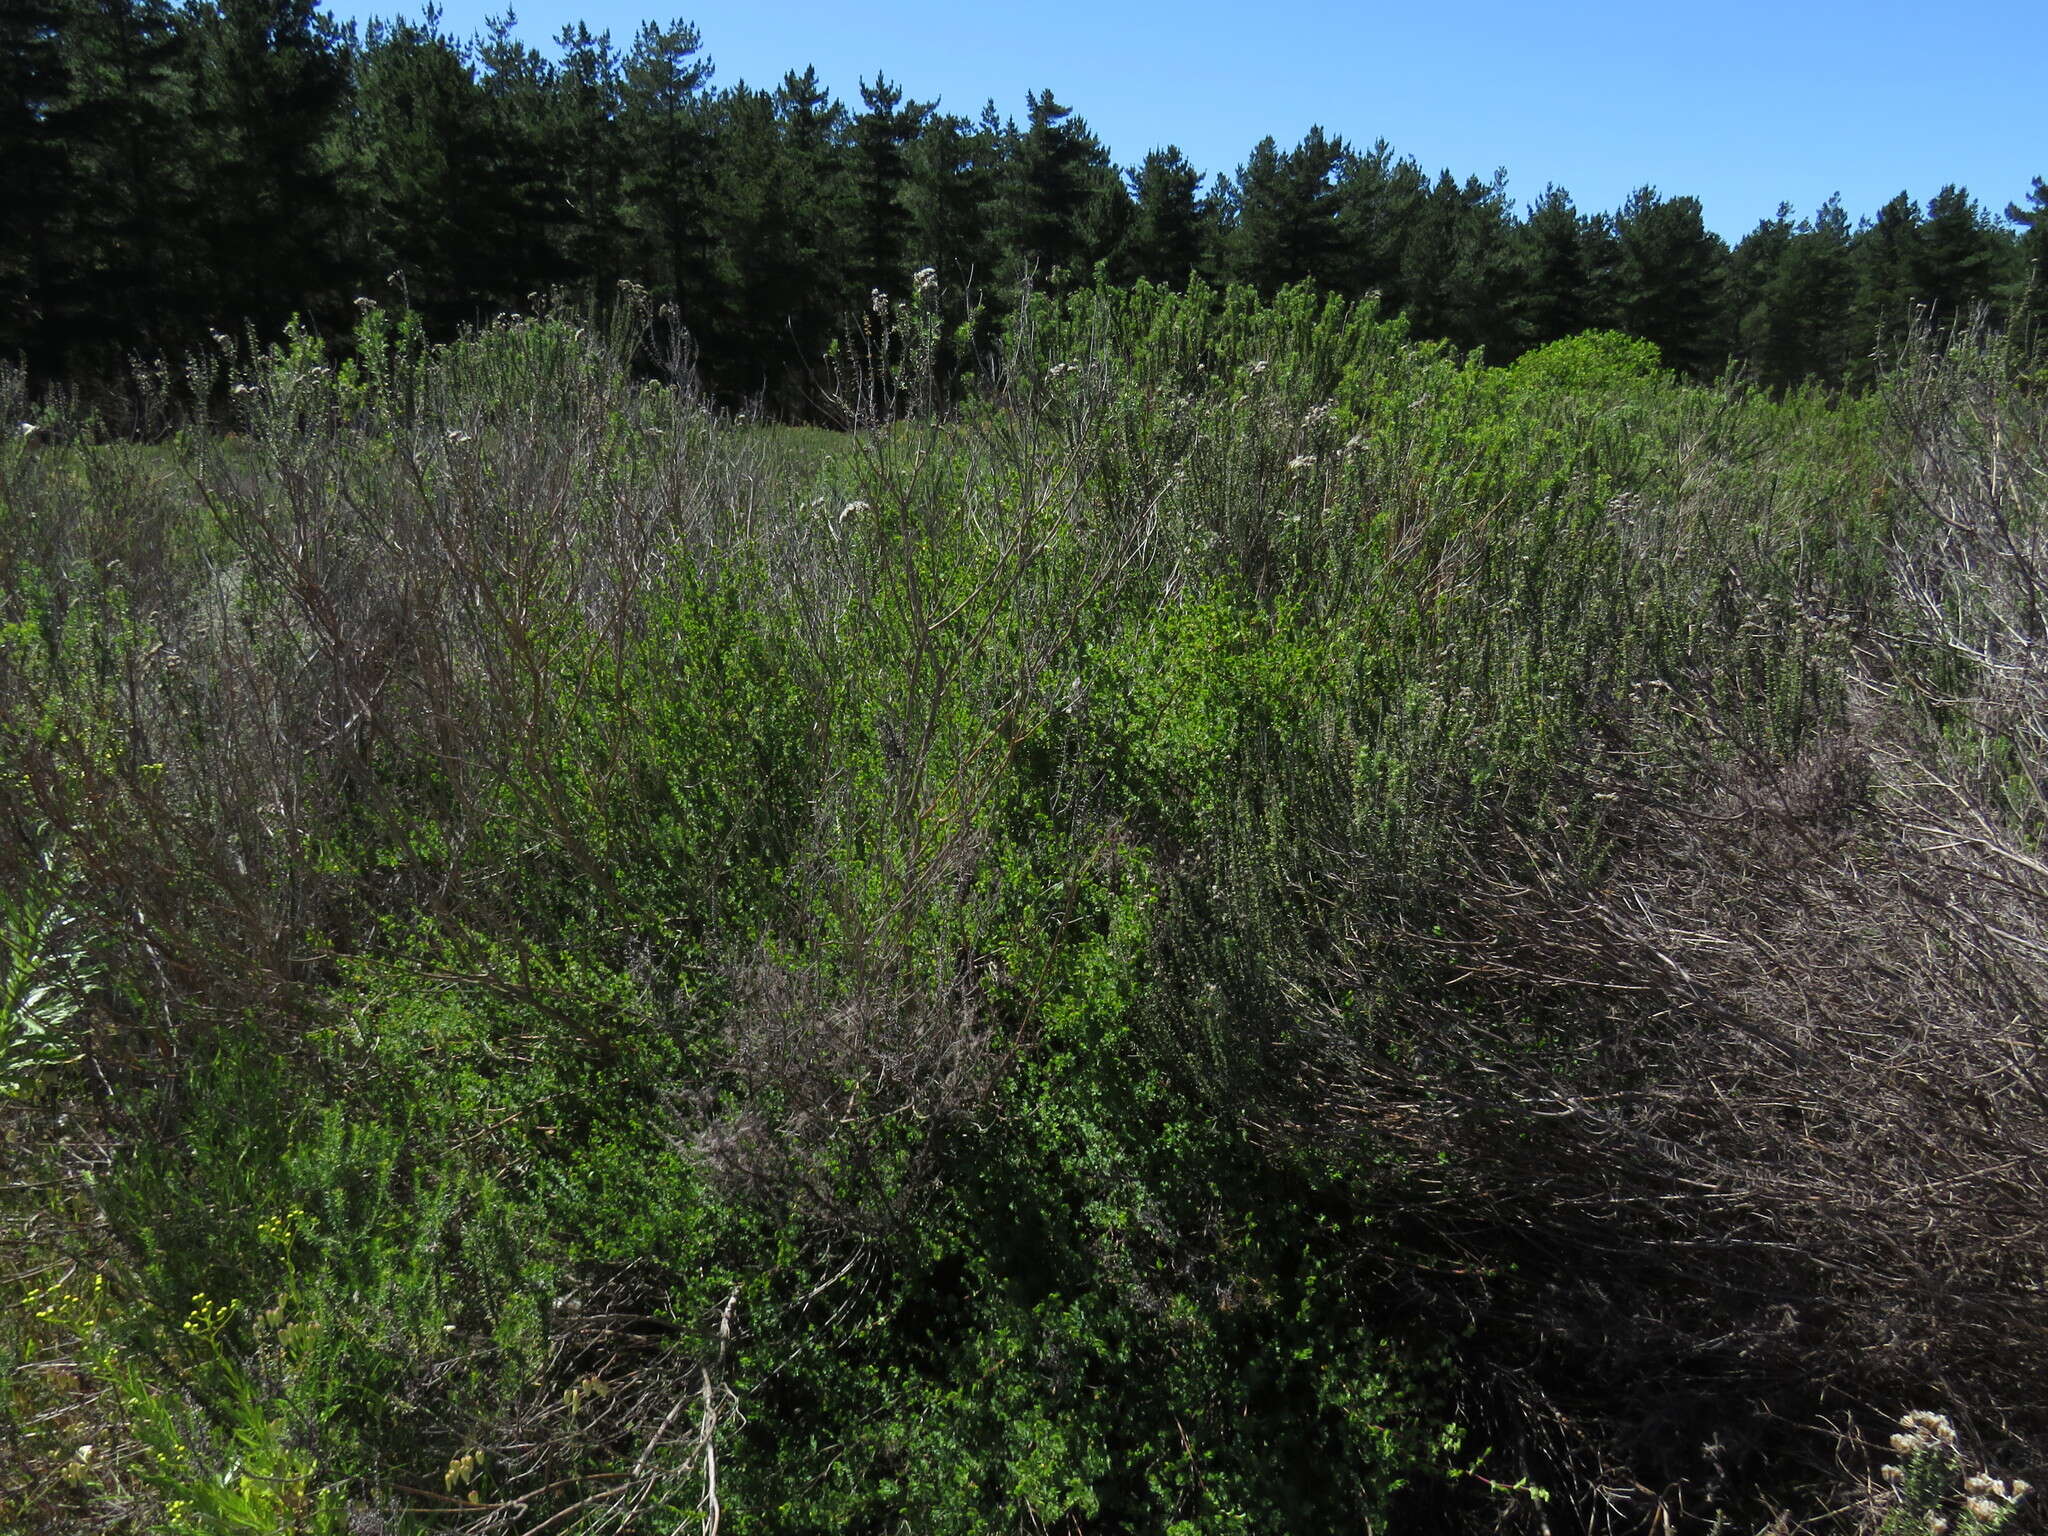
4 0 2042 407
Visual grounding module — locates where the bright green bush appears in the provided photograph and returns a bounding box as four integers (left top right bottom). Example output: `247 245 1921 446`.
1505 328 1667 392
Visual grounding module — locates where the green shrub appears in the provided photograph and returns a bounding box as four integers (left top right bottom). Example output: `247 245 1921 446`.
5 287 2045 1535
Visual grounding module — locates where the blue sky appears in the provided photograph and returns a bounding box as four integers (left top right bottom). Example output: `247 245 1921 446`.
324 0 2046 240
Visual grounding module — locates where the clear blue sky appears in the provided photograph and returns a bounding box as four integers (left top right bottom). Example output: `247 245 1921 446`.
324 0 2046 240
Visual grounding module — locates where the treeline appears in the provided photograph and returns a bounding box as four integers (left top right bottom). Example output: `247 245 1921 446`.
6 0 2048 405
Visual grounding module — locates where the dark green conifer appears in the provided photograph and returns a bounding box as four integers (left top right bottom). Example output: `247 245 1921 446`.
1741 197 1855 388
1728 203 1795 374
0 0 81 367
1509 185 1595 352
187 0 351 332
1004 89 1121 289
849 74 932 302
1331 140 1428 307
1850 190 1922 373
1914 184 2004 325
619 19 715 326
1614 186 1728 378
45 0 196 365
1123 146 1206 288
2008 176 2048 339
1402 169 1513 354
906 106 1004 296
1225 129 1343 295
549 22 630 310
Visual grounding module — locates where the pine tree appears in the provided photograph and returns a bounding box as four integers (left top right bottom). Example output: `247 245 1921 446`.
1741 198 1855 388
1450 170 1516 354
350 16 554 325
1509 185 1594 352
1225 129 1343 295
1914 184 2002 327
349 16 463 315
709 85 793 388
1851 190 1922 372
549 22 630 309
1004 89 1119 290
709 70 850 404
906 106 1004 297
187 0 351 334
1777 196 1856 385
1577 210 1624 331
474 17 574 305
1122 146 1206 289
772 66 852 346
619 19 715 328
1614 186 1728 377
1728 203 1794 373
848 74 931 302
1331 140 1428 307
0 0 83 368
1400 169 1513 353
2008 176 2048 341
43 0 198 366
1222 136 1284 292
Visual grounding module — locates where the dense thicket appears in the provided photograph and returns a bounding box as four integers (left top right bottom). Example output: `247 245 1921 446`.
4 0 2044 408
2 286 2045 1534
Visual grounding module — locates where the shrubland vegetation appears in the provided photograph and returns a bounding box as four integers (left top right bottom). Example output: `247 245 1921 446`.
1 278 2045 1533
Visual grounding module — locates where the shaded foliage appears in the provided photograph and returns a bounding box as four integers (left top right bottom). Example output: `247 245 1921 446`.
4 1 2040 412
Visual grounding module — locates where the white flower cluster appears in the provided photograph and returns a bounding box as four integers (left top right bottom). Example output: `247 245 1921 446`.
1961 1471 2032 1522
1877 1411 2029 1535
1891 1409 1959 1457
